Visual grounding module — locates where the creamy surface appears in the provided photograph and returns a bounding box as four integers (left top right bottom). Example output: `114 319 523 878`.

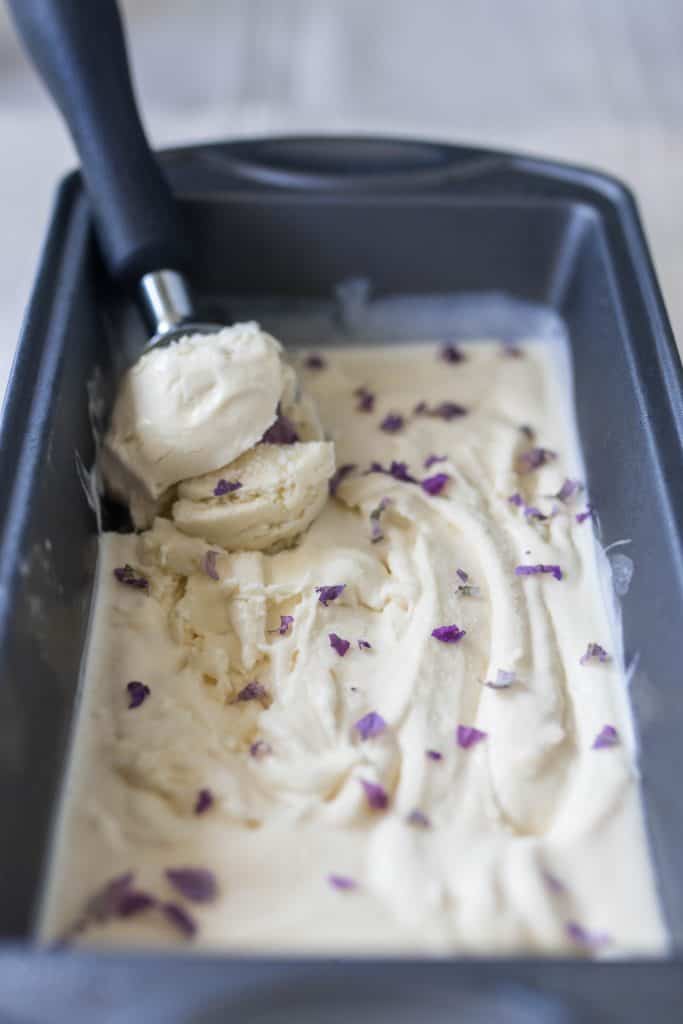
42 339 665 955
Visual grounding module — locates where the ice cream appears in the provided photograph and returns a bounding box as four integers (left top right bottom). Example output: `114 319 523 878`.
101 322 329 532
41 338 665 956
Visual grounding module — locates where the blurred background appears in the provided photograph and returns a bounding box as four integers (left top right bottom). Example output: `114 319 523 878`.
1 0 682 395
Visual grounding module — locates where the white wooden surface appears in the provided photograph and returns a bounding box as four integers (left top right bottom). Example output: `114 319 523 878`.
0 0 682 394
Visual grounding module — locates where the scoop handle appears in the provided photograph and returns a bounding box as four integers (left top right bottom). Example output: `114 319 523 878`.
8 0 187 285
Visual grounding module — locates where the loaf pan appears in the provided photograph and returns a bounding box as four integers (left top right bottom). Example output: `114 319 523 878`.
0 136 682 1022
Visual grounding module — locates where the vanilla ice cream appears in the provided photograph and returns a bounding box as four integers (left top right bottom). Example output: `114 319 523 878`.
42 338 665 957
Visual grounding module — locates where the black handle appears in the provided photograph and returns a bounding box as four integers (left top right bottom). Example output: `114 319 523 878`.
8 0 187 284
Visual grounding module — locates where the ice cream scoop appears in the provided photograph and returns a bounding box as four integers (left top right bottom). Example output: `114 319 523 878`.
9 0 231 356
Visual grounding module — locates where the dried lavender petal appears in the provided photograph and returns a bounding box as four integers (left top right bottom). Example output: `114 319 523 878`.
360 779 389 810
358 639 372 650
327 874 357 891
354 711 387 740
315 584 346 606
508 493 524 508
555 478 581 502
456 725 487 749
304 354 326 370
201 550 220 581
86 872 135 923
456 568 469 583
406 809 431 828
524 506 548 521
126 681 150 709
194 788 213 815
440 343 465 364
113 564 148 590
369 497 391 543
566 921 611 951
421 473 450 496
269 614 294 636
431 624 466 643
235 681 268 703
515 563 563 581
519 424 535 441
424 454 448 469
518 447 557 473
162 902 197 939
485 670 517 690
166 867 218 903
249 739 272 759
367 460 418 484
329 632 350 657
415 401 467 421
118 891 157 917
329 463 357 496
576 506 594 524
542 870 566 895
426 749 443 761
354 386 375 413
580 643 610 666
213 479 242 497
261 410 299 444
592 725 619 749
380 413 405 434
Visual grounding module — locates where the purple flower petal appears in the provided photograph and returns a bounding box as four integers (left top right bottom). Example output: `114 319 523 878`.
360 779 389 810
515 563 563 581
456 569 469 583
315 584 346 607
580 643 610 666
485 669 517 690
406 809 431 828
249 739 272 759
327 874 357 891
329 463 357 496
126 681 150 709
367 460 418 484
194 788 213 815
424 454 448 469
354 386 375 413
421 473 450 496
542 870 566 895
162 901 197 939
555 478 582 502
576 506 594 524
261 409 300 445
213 479 242 497
519 424 535 441
431 624 466 643
592 725 619 749
524 506 548 521
358 639 372 650
426 749 443 761
85 872 135 923
517 447 557 473
113 564 148 590
456 725 487 749
566 920 611 951
270 614 294 636
380 413 405 434
440 343 465 364
508 493 524 508
165 867 218 903
370 497 391 543
235 681 269 704
304 353 326 370
201 550 220 580
329 632 350 657
415 401 467 421
354 711 387 740
118 891 157 917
